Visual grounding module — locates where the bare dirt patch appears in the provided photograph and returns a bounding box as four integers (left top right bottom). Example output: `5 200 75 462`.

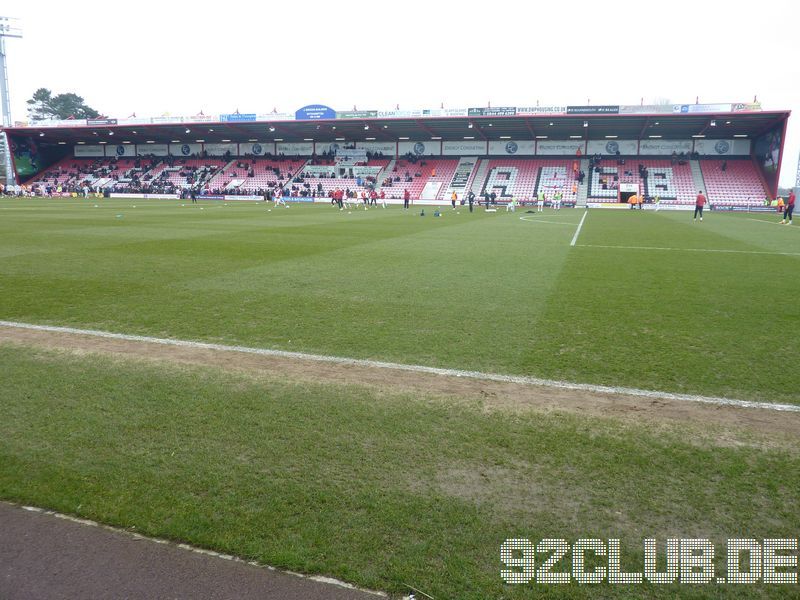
2 325 799 446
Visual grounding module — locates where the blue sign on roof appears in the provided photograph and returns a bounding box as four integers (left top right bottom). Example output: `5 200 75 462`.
295 105 336 120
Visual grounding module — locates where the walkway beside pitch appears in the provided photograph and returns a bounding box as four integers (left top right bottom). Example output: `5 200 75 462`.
0 502 384 600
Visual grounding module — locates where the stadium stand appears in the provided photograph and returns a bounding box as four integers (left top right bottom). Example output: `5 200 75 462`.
20 153 771 206
295 158 389 198
379 158 459 200
587 159 695 204
474 159 579 203
700 159 768 206
204 158 306 193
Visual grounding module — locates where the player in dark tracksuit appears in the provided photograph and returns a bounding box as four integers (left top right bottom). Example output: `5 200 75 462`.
693 191 706 221
468 191 475 213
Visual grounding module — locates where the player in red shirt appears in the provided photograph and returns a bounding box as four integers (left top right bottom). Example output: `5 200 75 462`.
694 191 706 221
781 190 795 224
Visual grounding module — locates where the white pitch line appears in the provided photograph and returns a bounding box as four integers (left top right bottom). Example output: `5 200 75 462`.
518 216 576 225
746 217 796 228
6 502 386 597
1 320 798 413
570 210 588 246
575 244 800 257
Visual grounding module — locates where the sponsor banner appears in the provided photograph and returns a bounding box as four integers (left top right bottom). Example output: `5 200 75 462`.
468 107 516 117
438 108 469 117
732 102 762 112
110 193 180 199
566 105 619 114
673 103 732 114
106 144 137 157
151 115 183 123
587 139 638 155
316 142 343 155
693 139 750 156
638 139 692 155
223 195 264 201
693 139 734 156
240 142 272 156
185 114 215 122
74 144 105 157
619 183 639 193
516 106 567 115
21 119 54 127
256 112 295 121
377 109 424 118
118 117 151 125
650 204 693 210
356 141 395 155
488 140 535 155
398 140 440 156
586 202 636 209
203 143 238 156
335 148 368 162
351 166 382 177
136 143 169 156
277 142 313 155
712 205 774 212
284 197 315 203
374 108 469 118
170 143 202 156
442 141 486 155
198 194 225 200
86 118 118 126
303 165 336 176
618 104 676 115
336 110 378 119
219 113 257 122
295 104 336 120
536 140 585 155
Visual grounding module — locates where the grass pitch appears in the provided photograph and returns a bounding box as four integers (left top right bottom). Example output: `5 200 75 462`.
1 197 800 598
1 345 798 599
0 197 797 403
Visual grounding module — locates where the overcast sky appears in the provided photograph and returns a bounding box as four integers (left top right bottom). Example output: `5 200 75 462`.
4 0 799 187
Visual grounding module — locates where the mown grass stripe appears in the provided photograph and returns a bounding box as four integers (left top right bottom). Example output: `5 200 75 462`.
2 320 798 413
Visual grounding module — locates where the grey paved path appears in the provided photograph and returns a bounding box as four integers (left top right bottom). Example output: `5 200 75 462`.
0 502 383 600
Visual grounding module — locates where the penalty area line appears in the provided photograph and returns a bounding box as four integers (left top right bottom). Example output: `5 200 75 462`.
575 244 800 257
0 320 798 413
518 216 576 225
570 210 588 246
